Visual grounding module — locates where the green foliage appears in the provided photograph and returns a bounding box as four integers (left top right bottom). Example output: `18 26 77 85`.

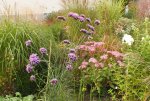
0 92 34 101
96 0 124 34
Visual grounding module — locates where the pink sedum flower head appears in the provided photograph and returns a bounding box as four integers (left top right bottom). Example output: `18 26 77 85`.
39 47 47 54
87 46 96 54
89 57 98 64
78 45 87 51
117 60 125 67
25 40 32 47
95 63 104 68
107 51 124 58
50 78 58 85
79 61 88 70
100 54 108 60
30 75 36 81
94 42 105 47
26 64 33 73
84 41 95 45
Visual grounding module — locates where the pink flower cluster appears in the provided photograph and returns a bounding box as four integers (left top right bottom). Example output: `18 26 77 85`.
77 41 125 70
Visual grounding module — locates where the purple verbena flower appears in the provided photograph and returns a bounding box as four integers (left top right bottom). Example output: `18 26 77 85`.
86 18 91 23
70 49 76 53
94 20 100 25
87 24 95 31
68 53 77 61
29 54 40 65
50 78 58 85
68 12 79 19
30 75 36 81
78 16 85 22
57 16 66 21
39 47 47 54
25 40 32 47
66 64 73 71
63 40 70 44
26 64 33 73
80 29 89 34
72 13 79 19
68 12 74 17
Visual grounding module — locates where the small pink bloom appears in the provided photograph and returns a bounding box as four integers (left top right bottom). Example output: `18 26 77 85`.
78 45 87 51
107 51 124 58
100 54 108 60
108 64 113 68
84 41 95 45
82 61 88 66
95 63 104 68
79 61 88 69
87 46 95 53
99 63 104 68
117 61 125 67
94 42 105 47
89 58 97 64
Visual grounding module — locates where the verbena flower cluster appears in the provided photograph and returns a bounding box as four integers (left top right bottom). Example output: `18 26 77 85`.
25 40 57 84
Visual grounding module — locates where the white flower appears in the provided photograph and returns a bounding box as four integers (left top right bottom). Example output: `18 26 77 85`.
115 86 118 89
122 34 134 45
125 5 129 15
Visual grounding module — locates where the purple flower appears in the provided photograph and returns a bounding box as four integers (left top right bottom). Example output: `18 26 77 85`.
68 12 79 19
66 64 73 71
39 47 47 54
86 18 91 23
87 24 95 31
68 12 74 17
70 49 76 53
94 20 100 25
68 53 77 61
25 40 32 47
78 16 85 22
30 75 36 81
72 13 79 19
50 78 58 85
26 64 33 73
63 40 70 44
57 16 66 21
80 29 89 34
29 54 40 65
